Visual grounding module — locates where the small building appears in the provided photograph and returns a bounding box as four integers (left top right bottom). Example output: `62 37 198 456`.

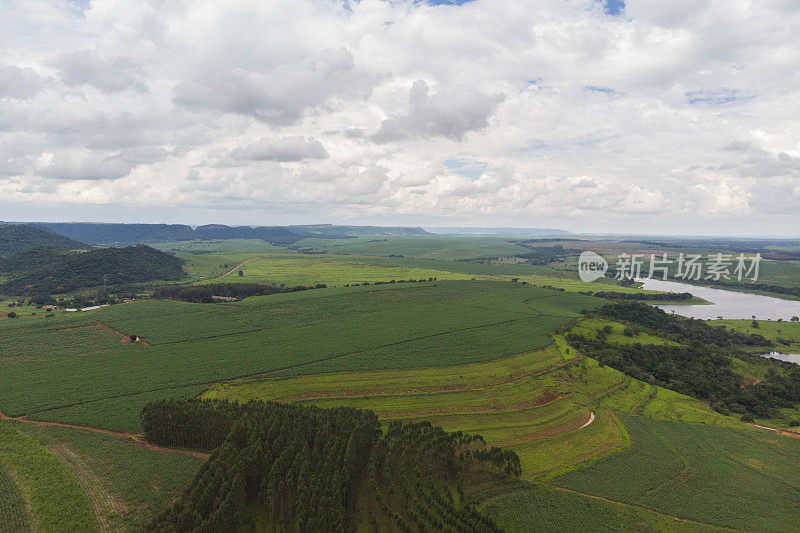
211 295 238 302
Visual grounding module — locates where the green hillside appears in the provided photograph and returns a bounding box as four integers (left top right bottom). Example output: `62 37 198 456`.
0 245 186 295
0 224 87 256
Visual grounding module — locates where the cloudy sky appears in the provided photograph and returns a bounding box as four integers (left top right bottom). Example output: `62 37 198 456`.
1 0 799 235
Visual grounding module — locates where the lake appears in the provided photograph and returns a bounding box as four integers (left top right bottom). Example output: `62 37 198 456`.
636 278 800 321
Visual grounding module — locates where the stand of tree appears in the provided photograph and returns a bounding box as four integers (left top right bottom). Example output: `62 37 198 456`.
0 245 185 296
578 290 693 301
142 399 518 532
153 282 326 303
569 303 800 418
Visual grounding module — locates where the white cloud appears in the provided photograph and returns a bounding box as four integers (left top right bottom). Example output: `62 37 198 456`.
231 136 329 162
0 0 798 234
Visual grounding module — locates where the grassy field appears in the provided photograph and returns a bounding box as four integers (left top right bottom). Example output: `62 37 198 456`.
287 234 532 259
0 281 601 432
480 483 723 532
206 254 474 286
0 421 97 532
717 319 800 353
0 461 31 532
16 423 204 531
552 416 800 532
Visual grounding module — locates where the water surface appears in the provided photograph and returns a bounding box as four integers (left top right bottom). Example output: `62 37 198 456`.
636 278 800 321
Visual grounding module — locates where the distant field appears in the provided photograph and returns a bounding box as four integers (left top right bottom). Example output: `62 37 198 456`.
0 281 602 432
553 416 800 532
717 319 800 353
202 254 473 286
151 238 284 254
287 234 532 259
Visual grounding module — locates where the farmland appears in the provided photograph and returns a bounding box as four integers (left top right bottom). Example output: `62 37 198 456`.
206 330 740 479
0 421 97 532
0 281 601 432
2 233 800 531
480 483 721 532
552 416 800 532
285 234 533 259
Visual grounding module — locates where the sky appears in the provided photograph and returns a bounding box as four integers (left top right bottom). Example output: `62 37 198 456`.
1 0 799 236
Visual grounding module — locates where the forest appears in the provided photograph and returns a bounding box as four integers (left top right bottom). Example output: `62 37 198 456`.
0 245 185 295
142 399 517 532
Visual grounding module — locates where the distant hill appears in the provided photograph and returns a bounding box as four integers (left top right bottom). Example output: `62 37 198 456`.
288 224 431 237
10 222 431 245
0 224 87 256
194 224 299 243
425 226 570 236
31 222 197 246
0 245 185 295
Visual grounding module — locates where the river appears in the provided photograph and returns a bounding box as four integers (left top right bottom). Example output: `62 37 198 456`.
636 278 800 321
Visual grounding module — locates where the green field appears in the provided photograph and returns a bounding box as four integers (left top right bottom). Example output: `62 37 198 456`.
15 423 204 531
0 281 602 432
717 319 800 353
206 254 474 286
206 324 740 479
0 421 97 532
4 234 800 531
287 234 532 259
481 483 722 532
552 416 800 532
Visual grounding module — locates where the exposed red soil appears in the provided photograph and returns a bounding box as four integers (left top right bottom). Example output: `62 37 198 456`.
214 256 260 280
747 422 800 439
59 321 150 346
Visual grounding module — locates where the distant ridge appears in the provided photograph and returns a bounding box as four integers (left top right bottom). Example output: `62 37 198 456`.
425 226 570 236
0 224 88 256
288 224 431 237
8 222 431 246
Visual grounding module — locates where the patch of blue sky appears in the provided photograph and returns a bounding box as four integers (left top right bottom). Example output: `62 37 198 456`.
585 86 617 95
685 89 755 105
444 158 488 180
602 0 625 16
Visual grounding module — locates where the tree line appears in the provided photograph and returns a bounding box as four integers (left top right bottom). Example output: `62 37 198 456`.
152 282 327 303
